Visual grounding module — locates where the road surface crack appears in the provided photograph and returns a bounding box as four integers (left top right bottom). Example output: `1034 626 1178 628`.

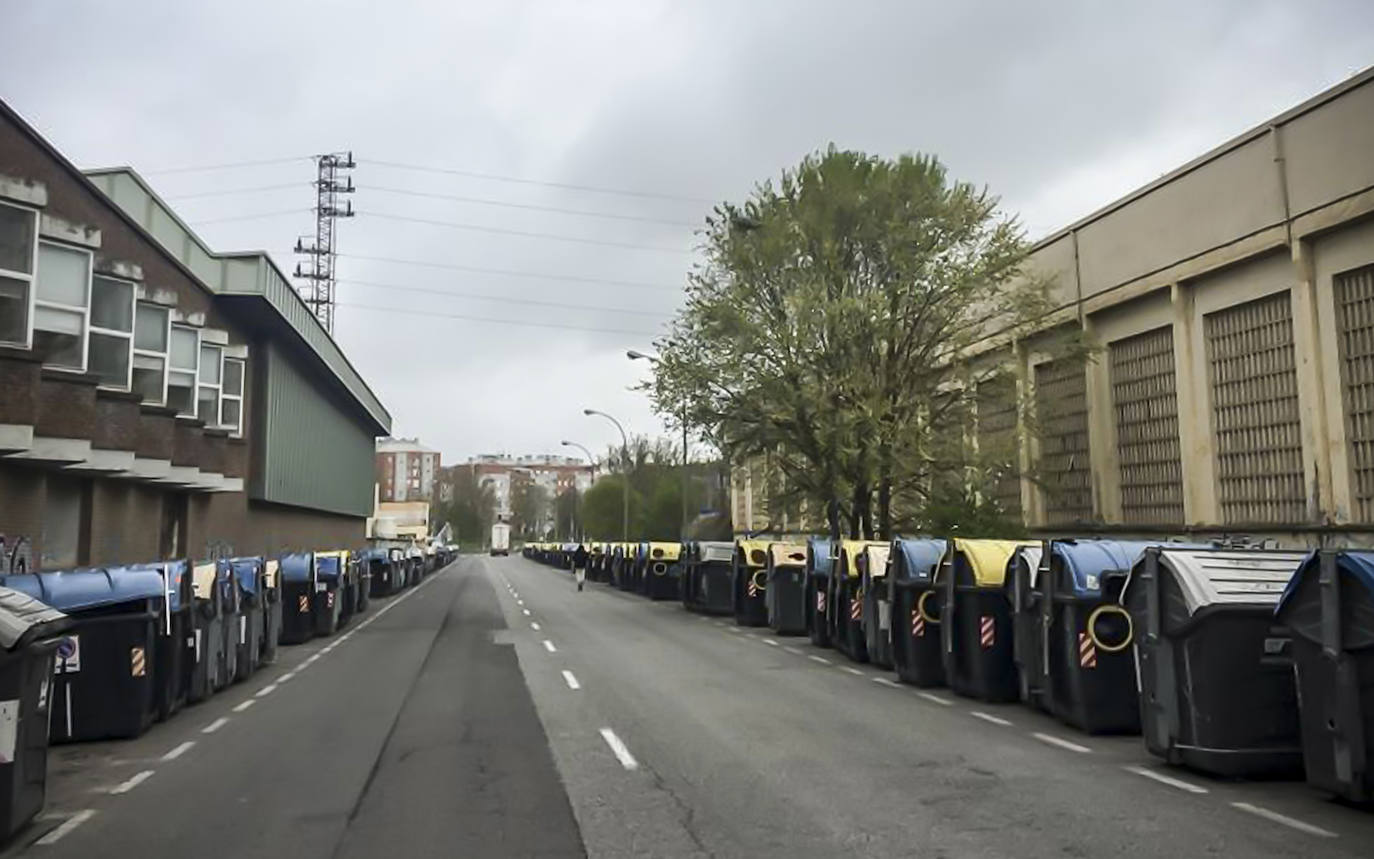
647 767 715 859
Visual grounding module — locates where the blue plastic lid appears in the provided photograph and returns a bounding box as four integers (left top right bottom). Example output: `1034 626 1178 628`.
0 567 167 613
1277 550 1374 613
893 538 947 583
1051 540 1158 598
808 537 833 576
315 554 342 581
224 557 262 596
279 552 313 583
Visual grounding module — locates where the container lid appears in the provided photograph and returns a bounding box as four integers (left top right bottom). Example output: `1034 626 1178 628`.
892 538 947 583
807 537 833 576
1014 545 1044 588
1046 540 1157 597
124 560 189 612
648 542 682 561
697 542 734 564
862 544 892 579
0 586 70 650
279 552 314 583
264 559 280 588
1123 548 1308 618
767 543 807 568
2 567 168 613
948 538 1030 588
315 552 343 581
192 562 218 599
1275 551 1374 649
227 557 262 596
737 539 771 568
837 540 885 578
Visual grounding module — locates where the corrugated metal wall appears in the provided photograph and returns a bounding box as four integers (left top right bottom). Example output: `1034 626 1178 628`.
1034 359 1092 524
1110 326 1185 525
1205 291 1305 524
256 342 376 518
975 376 1022 521
1338 265 1374 521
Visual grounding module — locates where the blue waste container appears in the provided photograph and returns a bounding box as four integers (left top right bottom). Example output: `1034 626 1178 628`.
313 551 347 636
890 539 947 686
806 538 834 648
766 542 808 635
215 560 241 690
861 543 895 668
363 548 397 598
226 557 265 681
278 552 316 645
123 560 193 720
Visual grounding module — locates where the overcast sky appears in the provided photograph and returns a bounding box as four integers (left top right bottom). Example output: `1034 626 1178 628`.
3 1 1372 465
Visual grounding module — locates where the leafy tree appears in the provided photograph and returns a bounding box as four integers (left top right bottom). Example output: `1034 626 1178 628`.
510 480 549 540
431 466 496 548
553 487 581 540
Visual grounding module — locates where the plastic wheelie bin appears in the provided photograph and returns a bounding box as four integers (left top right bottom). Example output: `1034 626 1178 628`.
124 560 194 721
765 542 808 635
278 552 316 645
215 560 241 690
890 539 948 686
313 550 347 636
226 557 265 681
831 540 885 663
352 551 371 615
733 540 771 627
363 548 394 599
643 543 683 601
680 543 700 609
188 560 225 702
0 588 70 842
387 548 408 592
806 537 834 648
1039 540 1156 733
693 542 735 616
1276 550 1374 801
261 558 282 663
589 545 606 583
861 543 894 668
1122 546 1307 777
940 539 1033 703
1006 544 1046 707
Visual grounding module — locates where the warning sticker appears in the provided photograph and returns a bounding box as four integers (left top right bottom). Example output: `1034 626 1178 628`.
54 635 81 674
130 646 147 677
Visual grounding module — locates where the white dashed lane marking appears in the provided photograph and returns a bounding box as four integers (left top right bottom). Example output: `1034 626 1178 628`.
970 711 1013 727
233 699 256 713
35 810 95 845
108 770 154 795
808 655 832 665
255 683 278 698
1230 802 1337 838
531 622 541 631
542 640 558 653
562 670 581 690
161 741 195 761
1124 765 1208 794
763 639 779 647
916 692 953 706
1032 732 1091 754
201 717 230 735
600 728 639 770
842 666 864 676
871 677 900 688
523 609 532 616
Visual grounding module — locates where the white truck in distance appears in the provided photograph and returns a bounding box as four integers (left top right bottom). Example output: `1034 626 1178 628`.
490 523 511 556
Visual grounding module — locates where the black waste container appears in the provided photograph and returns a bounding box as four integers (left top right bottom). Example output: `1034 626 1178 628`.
1276 550 1374 801
890 539 947 687
261 558 282 663
352 552 371 615
832 541 883 663
313 551 347 636
0 588 70 842
692 543 735 616
227 557 265 681
124 560 193 721
941 539 1029 703
1007 544 1047 708
1039 540 1156 734
733 541 770 627
364 548 395 599
278 552 316 645
589 546 606 584
2 568 168 742
406 548 424 587
188 560 226 703
215 561 241 690
766 543 808 635
680 543 700 609
806 538 834 648
1124 546 1307 777
643 543 683 601
861 544 895 668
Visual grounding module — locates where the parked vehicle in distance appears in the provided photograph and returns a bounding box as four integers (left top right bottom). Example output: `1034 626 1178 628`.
490 523 511 556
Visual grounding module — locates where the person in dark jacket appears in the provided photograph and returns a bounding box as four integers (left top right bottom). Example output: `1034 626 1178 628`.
572 544 590 591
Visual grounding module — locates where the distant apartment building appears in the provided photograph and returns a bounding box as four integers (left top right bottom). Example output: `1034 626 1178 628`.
466 454 594 523
376 437 440 502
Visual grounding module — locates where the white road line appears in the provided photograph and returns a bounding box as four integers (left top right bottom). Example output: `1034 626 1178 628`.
1124 765 1208 794
201 717 230 734
763 638 779 646
35 810 95 845
255 683 278 698
531 622 541 631
808 655 832 665
304 655 320 665
842 666 864 676
917 692 954 706
1032 732 1092 753
517 600 524 606
728 627 744 634
783 646 804 655
109 770 154 794
1230 802 1337 838
970 711 1013 727
523 609 532 616
278 672 297 683
562 670 581 690
161 741 195 761
599 728 639 770
872 677 901 688
233 699 256 713
542 639 558 653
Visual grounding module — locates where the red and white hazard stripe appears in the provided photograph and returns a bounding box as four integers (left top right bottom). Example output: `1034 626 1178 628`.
747 580 758 598
298 595 309 613
1078 632 1097 668
979 615 995 649
912 609 925 638
817 592 826 613
850 597 862 622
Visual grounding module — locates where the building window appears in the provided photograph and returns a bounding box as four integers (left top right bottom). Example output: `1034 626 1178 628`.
132 303 170 404
33 241 92 371
0 201 37 346
197 342 223 424
221 357 244 435
1110 326 1184 525
1033 359 1092 524
89 275 135 389
168 325 199 416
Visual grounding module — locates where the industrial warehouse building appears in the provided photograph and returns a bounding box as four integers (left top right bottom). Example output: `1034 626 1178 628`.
733 67 1374 547
0 98 390 572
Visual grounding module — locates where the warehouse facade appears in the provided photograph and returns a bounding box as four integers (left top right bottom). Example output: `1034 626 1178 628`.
0 98 390 572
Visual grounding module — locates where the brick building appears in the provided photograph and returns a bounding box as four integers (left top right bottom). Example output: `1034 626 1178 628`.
0 98 390 572
375 437 440 502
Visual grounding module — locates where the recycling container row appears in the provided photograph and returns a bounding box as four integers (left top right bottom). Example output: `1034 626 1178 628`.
683 542 734 615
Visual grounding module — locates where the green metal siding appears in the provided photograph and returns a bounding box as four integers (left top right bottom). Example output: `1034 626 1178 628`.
257 342 375 517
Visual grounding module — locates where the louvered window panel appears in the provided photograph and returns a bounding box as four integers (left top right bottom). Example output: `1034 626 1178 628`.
1337 266 1374 521
1034 359 1092 524
976 376 1022 522
1110 327 1184 525
1205 291 1304 524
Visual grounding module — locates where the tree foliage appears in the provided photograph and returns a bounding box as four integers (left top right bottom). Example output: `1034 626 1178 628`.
431 467 496 548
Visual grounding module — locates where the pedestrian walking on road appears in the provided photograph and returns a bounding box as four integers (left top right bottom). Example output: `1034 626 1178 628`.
572 544 589 592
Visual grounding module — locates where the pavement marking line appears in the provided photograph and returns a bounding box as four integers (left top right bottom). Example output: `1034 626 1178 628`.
872 677 901 688
763 638 780 646
543 640 558 653
808 655 832 665
278 672 297 683
201 717 230 735
1124 765 1208 794
1230 802 1337 838
562 670 582 690
970 711 1013 727
842 666 865 676
728 627 744 634
161 741 195 761
599 728 639 771
1032 732 1092 753
233 699 256 713
517 600 525 606
35 810 95 846
917 692 954 706
531 622 541 631
255 683 278 698
783 646 804 655
523 609 532 616
109 770 154 795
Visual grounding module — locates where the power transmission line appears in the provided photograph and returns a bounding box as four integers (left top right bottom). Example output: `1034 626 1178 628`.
166 183 307 200
356 211 693 253
189 209 310 225
142 156 314 175
363 158 714 204
338 277 675 317
367 185 699 227
332 254 682 292
335 301 663 337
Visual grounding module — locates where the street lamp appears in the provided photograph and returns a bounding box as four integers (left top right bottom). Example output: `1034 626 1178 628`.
584 409 629 542
628 349 690 539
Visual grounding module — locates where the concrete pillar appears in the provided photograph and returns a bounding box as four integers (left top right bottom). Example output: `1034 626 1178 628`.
1082 315 1120 523
1290 238 1337 524
1173 282 1219 526
1013 340 1039 528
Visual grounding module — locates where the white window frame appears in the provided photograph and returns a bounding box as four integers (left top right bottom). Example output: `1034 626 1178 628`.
168 323 200 418
197 342 223 425
0 200 39 349
88 274 136 391
34 240 93 373
221 356 245 436
132 302 171 406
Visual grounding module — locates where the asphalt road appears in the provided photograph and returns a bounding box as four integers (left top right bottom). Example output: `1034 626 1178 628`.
12 554 1374 858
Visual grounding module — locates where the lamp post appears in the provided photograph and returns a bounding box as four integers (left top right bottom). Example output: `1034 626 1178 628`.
560 440 596 541
583 409 629 542
628 349 690 540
